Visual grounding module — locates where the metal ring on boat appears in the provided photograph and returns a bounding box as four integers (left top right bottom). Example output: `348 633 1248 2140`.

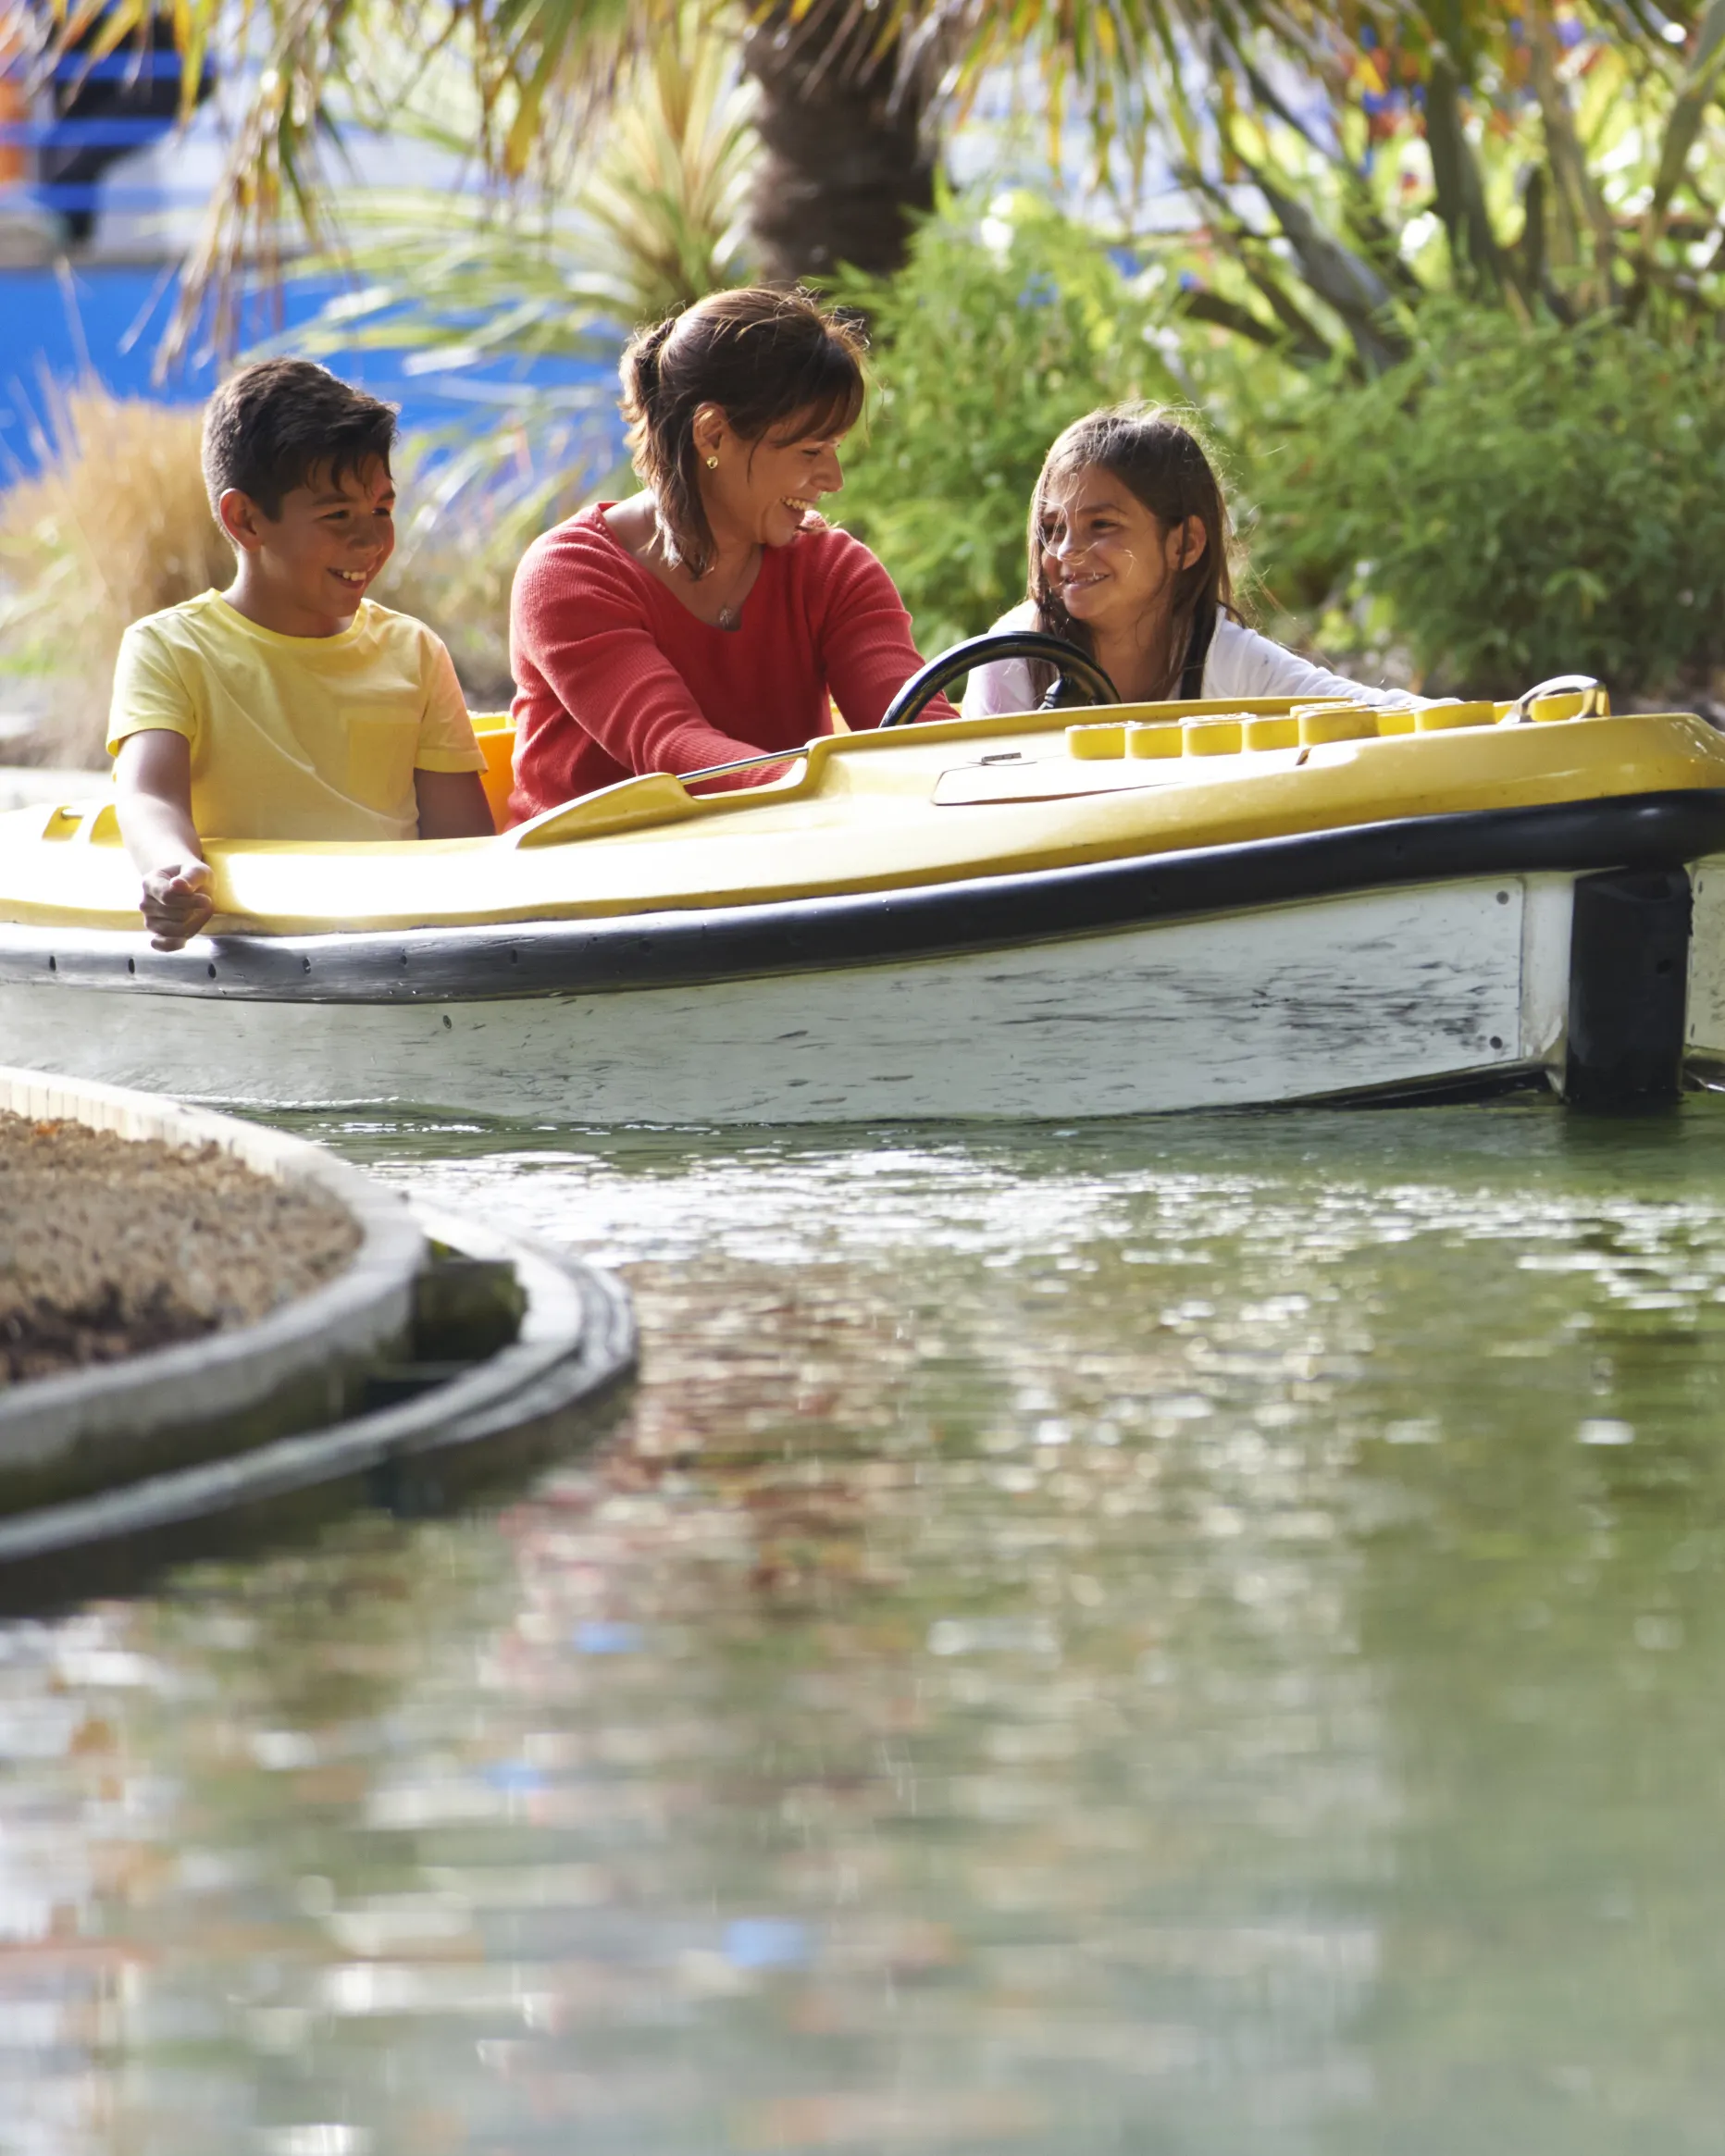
880 632 1121 729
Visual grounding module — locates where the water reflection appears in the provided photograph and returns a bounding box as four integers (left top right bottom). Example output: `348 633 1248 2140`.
5 1102 1725 2150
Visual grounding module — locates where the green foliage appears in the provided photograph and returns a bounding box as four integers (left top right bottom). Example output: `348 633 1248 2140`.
1247 305 1725 698
834 192 1181 653
1152 10 1725 387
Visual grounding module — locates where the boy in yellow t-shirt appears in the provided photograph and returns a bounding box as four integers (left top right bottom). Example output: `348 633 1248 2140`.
110 358 494 948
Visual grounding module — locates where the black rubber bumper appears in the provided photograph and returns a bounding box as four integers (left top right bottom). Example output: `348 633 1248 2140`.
1566 868 1694 1109
5 789 1725 1005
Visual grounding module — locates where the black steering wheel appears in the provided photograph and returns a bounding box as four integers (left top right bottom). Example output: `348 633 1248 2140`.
879 631 1121 729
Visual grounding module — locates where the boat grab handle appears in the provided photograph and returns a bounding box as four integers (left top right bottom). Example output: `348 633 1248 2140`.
679 748 806 786
1508 674 1607 722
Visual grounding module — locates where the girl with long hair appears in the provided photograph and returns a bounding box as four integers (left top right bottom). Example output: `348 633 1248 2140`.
962 405 1416 716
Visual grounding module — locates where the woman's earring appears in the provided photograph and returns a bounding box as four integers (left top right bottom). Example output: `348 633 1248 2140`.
705 455 719 469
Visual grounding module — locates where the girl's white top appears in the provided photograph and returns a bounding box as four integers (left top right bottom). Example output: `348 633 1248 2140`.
958 601 1421 719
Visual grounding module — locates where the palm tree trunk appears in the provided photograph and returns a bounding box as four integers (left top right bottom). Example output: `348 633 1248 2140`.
739 0 938 283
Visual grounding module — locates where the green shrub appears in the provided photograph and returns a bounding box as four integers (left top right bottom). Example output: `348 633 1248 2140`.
835 192 1181 656
1247 307 1725 700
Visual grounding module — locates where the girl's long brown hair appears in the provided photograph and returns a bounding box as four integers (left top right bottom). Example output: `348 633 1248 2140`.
1025 405 1242 701
620 287 866 580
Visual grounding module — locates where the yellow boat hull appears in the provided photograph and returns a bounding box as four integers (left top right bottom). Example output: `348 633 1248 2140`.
2 694 1723 1121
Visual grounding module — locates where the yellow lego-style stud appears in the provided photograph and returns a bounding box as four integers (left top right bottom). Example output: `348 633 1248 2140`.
1185 718 1244 756
1067 723 1127 760
1244 715 1299 750
1125 722 1183 759
1297 706 1378 746
1416 701 1495 732
1529 692 1587 724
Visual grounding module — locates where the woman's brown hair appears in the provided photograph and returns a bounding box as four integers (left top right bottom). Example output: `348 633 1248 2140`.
1025 405 1242 701
619 287 867 579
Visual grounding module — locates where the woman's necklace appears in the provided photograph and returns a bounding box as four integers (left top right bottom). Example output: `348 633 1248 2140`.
707 545 761 632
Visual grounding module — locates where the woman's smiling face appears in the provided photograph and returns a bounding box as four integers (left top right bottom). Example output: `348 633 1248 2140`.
1036 465 1204 638
694 403 848 551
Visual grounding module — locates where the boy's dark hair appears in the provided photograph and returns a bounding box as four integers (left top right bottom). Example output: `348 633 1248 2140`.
202 358 397 519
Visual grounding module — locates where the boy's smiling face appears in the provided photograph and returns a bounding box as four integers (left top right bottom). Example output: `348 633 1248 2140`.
218 456 396 638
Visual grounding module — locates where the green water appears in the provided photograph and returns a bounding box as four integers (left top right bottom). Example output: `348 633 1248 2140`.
6 1100 1725 2151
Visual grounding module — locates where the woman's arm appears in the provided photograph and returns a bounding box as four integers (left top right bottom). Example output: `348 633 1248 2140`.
809 531 959 731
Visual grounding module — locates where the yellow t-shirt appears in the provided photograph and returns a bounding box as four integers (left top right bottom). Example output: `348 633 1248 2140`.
106 589 485 841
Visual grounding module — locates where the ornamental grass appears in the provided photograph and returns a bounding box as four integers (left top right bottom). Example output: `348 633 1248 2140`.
0 382 233 767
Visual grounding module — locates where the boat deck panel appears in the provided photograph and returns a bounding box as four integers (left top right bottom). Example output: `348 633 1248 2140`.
3 708 1722 939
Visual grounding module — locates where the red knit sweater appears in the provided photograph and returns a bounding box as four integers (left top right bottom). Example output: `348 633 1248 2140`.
507 505 952 822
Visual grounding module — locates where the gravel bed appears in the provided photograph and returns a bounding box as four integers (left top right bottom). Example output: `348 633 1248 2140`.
0 1112 362 1385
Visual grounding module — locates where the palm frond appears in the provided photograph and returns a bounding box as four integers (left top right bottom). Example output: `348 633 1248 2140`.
46 0 1725 368
257 3 754 589
292 7 754 355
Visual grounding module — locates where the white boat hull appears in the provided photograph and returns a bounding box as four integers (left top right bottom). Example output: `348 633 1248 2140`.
0 874 1576 1122
1681 858 1725 1067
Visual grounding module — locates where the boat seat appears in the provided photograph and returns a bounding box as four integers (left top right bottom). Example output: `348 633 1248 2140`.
471 712 515 834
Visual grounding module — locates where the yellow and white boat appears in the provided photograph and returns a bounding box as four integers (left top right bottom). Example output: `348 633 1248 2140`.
1 637 1723 1122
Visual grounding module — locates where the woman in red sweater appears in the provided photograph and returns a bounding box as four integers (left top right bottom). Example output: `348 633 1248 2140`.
507 287 953 823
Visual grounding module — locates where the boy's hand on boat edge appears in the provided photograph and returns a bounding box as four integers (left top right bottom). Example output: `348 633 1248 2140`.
141 862 215 950
114 732 216 948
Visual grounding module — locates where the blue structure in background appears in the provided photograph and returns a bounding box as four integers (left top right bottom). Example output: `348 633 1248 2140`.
17 38 209 237
5 267 305 464
1 26 623 478
0 263 622 478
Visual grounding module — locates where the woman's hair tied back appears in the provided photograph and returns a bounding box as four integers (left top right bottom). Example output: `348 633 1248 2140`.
620 286 867 577
620 314 676 414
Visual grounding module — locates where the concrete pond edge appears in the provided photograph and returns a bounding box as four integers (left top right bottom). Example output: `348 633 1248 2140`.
0 1202 637 1604
0 1065 428 1504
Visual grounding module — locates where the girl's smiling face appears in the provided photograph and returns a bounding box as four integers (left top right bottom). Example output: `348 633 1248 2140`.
693 403 848 551
1036 465 1206 641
